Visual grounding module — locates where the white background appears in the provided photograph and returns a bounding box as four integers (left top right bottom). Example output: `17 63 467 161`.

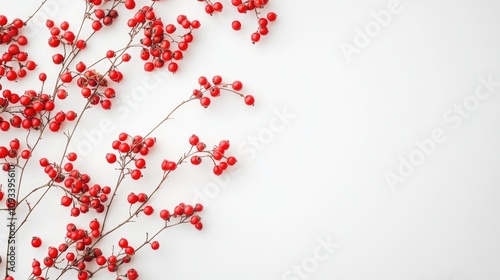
1 0 500 279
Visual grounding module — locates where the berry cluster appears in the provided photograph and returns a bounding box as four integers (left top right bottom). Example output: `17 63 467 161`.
188 134 238 176
91 7 120 31
169 202 205 230
29 222 106 280
128 6 200 73
0 89 75 132
39 152 112 217
231 3 277 44
197 0 224 15
76 68 120 110
0 139 30 172
192 75 255 108
0 16 35 81
193 0 278 43
46 20 85 50
48 110 77 132
107 133 156 180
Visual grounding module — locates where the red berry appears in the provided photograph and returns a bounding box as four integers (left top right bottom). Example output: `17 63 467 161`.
127 269 139 280
125 246 135 255
78 271 89 280
9 139 21 150
219 140 230 150
244 95 255 106
191 155 202 165
118 238 128 248
105 153 117 163
75 61 86 72
31 236 42 248
174 205 184 215
130 169 142 180
232 80 243 91
200 97 211 108
125 0 136 9
143 205 154 215
127 193 138 204
231 20 241 31
167 62 178 73
89 219 100 230
205 4 214 15
213 2 223 11
183 205 194 216
66 152 77 161
259 18 268 27
151 241 160 250
61 72 72 83
195 222 203 230
92 20 102 31
251 32 261 43
159 209 170 220
135 158 146 169
189 134 199 146
52 53 64 64
212 75 222 84
106 50 115 58
267 12 277 21
0 15 8 26
194 203 204 212
48 246 58 258
190 215 200 224
196 142 206 151
213 165 223 175
198 76 208 86
0 147 8 158
227 156 237 166
71 207 80 217
96 255 107 266
66 252 75 261
61 195 72 207
144 62 154 72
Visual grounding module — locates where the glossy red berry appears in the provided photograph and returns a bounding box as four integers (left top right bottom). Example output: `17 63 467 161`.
105 153 117 163
127 269 139 280
118 238 129 248
159 209 170 220
251 32 261 43
61 195 72 207
195 222 203 230
89 219 100 230
31 236 42 248
189 134 199 146
151 241 160 250
213 165 223 176
267 12 277 21
196 142 206 151
194 203 204 212
127 193 138 204
227 156 237 166
66 152 77 161
244 95 255 106
190 215 200 224
135 158 146 169
200 97 211 107
143 205 154 215
232 20 241 31
232 80 243 91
